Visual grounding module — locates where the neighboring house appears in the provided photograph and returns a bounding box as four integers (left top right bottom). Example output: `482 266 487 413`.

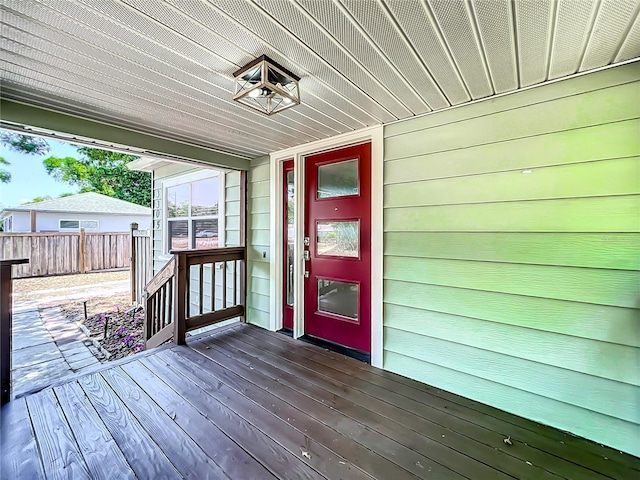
1 1 638 461
0 192 151 233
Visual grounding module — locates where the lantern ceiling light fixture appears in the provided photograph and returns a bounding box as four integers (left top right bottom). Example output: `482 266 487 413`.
233 55 301 116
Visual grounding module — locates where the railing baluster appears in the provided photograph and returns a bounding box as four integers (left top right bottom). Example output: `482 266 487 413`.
198 264 204 316
222 261 227 309
211 262 216 312
232 260 237 306
167 277 173 326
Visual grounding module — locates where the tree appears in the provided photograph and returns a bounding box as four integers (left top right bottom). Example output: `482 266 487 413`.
43 147 151 207
0 132 50 155
0 156 10 183
22 196 52 204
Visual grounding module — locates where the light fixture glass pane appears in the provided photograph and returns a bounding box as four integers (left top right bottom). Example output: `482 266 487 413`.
191 177 219 216
317 159 358 199
317 279 358 320
167 184 189 218
193 219 218 249
317 221 358 257
168 220 188 250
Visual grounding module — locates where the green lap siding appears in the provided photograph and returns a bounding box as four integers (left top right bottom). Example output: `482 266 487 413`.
246 156 271 328
382 63 640 456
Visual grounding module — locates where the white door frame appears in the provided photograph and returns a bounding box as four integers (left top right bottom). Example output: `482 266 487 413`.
269 125 384 367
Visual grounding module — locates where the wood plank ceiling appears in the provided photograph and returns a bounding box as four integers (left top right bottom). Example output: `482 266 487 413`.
1 0 639 159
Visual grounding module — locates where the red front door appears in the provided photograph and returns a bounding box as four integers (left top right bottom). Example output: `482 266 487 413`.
304 143 371 353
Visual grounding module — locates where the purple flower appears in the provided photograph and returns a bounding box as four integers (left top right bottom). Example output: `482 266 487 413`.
134 343 145 353
115 327 127 337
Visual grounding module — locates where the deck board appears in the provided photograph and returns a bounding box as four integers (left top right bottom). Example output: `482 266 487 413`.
120 360 278 480
222 329 565 480
147 351 326 480
2 323 637 480
202 330 509 480
257 326 640 478
237 326 613 480
53 381 134 480
78 372 181 479
0 397 46 479
26 388 92 479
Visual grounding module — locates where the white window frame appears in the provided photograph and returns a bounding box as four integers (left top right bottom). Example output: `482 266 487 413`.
59 219 100 232
161 169 226 255
3 215 13 232
269 125 384 368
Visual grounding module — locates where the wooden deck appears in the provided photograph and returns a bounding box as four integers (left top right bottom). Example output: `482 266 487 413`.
2 324 638 480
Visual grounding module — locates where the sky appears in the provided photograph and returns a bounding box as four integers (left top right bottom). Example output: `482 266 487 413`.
0 136 80 209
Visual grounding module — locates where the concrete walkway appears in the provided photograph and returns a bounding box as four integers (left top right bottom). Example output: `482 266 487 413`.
11 307 103 397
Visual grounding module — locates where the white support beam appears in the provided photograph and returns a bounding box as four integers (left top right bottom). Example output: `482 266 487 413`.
0 99 250 171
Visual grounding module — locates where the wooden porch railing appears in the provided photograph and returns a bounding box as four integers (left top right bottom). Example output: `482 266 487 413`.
144 247 246 349
1 258 29 405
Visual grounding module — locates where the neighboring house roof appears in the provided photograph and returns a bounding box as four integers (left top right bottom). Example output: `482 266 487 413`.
0 192 151 218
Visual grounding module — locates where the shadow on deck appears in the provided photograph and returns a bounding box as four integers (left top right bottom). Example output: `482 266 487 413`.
2 323 638 479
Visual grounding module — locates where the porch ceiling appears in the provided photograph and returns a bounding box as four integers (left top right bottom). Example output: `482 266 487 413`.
1 0 639 158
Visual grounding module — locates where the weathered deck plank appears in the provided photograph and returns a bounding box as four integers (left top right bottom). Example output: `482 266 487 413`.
78 372 181 479
145 352 327 480
2 324 637 480
257 327 640 479
188 336 466 479
144 351 410 480
236 326 614 480
53 381 134 480
219 330 562 480
26 388 92 479
101 366 230 479
120 360 278 480
0 397 46 479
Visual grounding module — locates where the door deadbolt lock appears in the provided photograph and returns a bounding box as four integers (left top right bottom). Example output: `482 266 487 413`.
304 270 310 278
304 236 310 247
303 250 310 261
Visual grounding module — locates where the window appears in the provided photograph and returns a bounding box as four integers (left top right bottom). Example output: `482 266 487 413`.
59 219 99 231
165 172 222 252
3 215 13 232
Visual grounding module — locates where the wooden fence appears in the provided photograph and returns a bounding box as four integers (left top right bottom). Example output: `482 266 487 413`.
0 231 130 279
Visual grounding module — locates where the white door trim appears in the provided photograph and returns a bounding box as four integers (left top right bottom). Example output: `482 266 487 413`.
269 125 384 368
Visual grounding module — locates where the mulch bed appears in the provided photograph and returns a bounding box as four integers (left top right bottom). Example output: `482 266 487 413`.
62 295 145 361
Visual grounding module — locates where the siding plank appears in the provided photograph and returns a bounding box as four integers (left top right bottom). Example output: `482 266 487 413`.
385 157 640 206
384 256 640 308
385 81 639 160
384 310 640 415
384 279 640 348
384 195 640 232
384 232 640 270
384 119 640 184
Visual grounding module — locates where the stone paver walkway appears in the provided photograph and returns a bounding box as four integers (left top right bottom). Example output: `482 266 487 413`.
11 307 103 397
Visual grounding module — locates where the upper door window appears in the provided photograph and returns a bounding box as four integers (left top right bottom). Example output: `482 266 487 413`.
166 174 220 251
317 159 359 199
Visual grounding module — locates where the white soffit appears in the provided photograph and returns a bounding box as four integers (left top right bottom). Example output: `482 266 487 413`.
0 0 638 158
